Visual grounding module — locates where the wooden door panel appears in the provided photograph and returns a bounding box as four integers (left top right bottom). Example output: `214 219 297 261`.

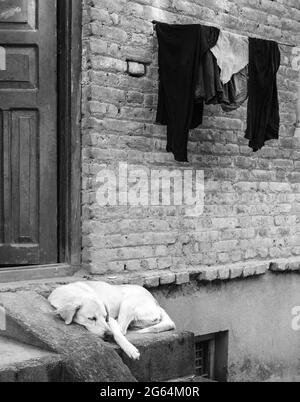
0 0 36 30
0 0 57 266
11 110 39 245
0 45 38 89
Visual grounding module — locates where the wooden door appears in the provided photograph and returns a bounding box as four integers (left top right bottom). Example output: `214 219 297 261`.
0 0 57 266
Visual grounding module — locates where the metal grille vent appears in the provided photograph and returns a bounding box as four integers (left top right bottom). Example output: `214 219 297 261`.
195 339 210 378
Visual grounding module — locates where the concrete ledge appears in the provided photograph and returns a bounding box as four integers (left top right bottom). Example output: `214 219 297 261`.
91 260 272 287
0 264 75 284
1 257 300 295
112 331 195 382
270 258 300 273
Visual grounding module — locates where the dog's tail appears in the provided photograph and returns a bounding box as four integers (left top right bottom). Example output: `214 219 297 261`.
137 308 176 334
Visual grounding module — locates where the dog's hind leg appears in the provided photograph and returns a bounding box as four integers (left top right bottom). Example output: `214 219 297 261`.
136 308 176 334
108 317 140 360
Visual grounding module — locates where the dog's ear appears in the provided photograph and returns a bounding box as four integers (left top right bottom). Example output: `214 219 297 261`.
56 302 81 325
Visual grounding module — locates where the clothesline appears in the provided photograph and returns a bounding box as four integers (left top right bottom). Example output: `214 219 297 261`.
151 20 296 48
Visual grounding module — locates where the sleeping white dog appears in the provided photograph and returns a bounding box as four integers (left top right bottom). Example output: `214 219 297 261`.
48 281 176 360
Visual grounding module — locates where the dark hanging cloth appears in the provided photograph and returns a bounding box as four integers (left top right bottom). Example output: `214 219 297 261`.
195 51 248 110
221 66 249 112
156 22 219 162
195 50 224 104
245 38 281 151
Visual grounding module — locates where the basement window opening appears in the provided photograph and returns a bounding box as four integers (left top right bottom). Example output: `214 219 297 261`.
194 331 229 382
195 337 214 379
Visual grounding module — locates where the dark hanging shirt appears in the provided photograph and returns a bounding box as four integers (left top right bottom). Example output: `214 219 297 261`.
156 23 219 162
245 38 281 151
221 66 249 112
195 51 248 111
195 50 224 104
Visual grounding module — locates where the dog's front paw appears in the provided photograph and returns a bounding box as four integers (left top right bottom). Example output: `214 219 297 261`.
125 344 140 360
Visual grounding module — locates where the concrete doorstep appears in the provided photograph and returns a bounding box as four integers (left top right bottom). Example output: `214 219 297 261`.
0 336 64 382
0 290 196 382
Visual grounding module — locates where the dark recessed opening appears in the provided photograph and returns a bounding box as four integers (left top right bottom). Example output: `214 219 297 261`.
195 338 211 378
194 331 229 382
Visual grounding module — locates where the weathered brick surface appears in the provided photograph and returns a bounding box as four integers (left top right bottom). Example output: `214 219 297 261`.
82 0 300 277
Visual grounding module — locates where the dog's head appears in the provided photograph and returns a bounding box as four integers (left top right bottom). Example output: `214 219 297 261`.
55 297 111 338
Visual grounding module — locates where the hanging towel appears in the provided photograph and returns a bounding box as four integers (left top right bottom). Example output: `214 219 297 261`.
211 30 249 84
245 38 281 151
156 22 219 162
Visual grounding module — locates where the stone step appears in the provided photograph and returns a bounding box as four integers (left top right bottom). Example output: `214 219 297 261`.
0 336 63 382
113 331 195 382
1 331 196 383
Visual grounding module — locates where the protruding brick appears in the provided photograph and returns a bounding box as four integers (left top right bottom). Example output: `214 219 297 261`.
159 273 176 286
286 261 300 271
256 263 269 276
198 268 219 282
127 61 146 77
270 261 287 272
218 267 230 280
243 265 257 278
230 266 244 280
175 272 190 285
144 275 160 288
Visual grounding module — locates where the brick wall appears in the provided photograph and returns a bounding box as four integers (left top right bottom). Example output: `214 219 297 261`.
81 0 300 277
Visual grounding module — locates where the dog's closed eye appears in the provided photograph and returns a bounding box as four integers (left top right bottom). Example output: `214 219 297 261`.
88 317 97 322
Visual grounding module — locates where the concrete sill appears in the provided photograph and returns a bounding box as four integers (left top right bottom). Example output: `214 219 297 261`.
0 264 76 284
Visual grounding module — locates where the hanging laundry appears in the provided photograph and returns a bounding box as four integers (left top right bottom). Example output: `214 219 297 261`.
195 50 224 104
211 30 249 84
245 38 281 151
195 50 248 111
156 22 219 162
221 66 249 112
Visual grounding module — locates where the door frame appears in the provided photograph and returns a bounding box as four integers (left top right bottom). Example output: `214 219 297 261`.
0 0 82 283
